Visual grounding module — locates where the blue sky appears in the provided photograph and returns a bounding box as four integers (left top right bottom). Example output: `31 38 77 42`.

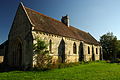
0 0 120 44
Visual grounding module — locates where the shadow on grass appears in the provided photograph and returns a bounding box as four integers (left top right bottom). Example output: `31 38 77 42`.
0 63 28 73
0 60 112 73
0 63 47 73
0 63 11 72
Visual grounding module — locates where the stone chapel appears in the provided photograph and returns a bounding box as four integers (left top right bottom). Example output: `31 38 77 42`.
0 3 102 69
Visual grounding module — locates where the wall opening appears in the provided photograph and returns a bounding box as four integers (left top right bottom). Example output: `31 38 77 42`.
92 46 95 61
58 39 65 63
12 39 22 69
49 39 52 53
88 46 90 54
73 42 77 54
96 48 98 54
79 42 84 61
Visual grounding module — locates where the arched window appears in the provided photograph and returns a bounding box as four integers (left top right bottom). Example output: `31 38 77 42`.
49 39 52 53
73 42 77 54
88 46 90 54
96 48 98 54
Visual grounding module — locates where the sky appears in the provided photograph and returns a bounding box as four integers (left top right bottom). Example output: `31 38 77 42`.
0 0 120 44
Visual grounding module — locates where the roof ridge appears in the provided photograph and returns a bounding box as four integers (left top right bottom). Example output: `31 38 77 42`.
24 7 63 24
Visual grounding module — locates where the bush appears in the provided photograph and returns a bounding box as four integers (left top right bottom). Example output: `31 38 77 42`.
110 58 120 63
34 53 52 70
33 37 52 70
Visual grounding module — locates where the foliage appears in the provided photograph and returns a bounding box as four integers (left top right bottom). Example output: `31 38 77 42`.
33 37 52 70
100 32 118 60
116 40 120 58
33 38 48 54
1 62 120 80
112 58 120 63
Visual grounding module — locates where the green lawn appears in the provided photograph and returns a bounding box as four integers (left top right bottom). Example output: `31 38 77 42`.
0 61 120 80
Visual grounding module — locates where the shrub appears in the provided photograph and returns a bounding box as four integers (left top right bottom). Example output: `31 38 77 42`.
111 58 120 63
33 37 52 70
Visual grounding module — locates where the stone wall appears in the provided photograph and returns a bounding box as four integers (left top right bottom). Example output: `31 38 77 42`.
0 49 4 63
84 43 101 61
32 31 101 64
8 4 33 68
0 56 4 63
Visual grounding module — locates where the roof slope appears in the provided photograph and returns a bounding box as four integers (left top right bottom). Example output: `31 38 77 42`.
24 7 99 45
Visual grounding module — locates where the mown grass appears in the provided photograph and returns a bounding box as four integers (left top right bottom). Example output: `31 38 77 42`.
0 61 120 80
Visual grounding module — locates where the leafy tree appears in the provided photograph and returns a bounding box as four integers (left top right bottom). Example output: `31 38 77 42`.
116 40 120 58
100 32 118 60
33 37 52 70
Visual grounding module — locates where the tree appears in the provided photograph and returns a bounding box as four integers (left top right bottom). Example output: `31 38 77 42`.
33 37 52 70
100 32 118 60
116 40 120 58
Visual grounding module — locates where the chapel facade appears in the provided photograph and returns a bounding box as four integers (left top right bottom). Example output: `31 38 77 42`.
0 3 102 69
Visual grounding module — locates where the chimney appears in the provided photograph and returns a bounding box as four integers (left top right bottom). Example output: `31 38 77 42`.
61 15 70 27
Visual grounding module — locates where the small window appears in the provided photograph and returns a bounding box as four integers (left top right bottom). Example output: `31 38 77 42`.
88 46 90 54
49 39 52 53
96 48 98 54
73 42 77 54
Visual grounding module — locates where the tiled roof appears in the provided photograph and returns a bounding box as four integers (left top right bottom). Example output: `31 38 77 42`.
24 7 100 45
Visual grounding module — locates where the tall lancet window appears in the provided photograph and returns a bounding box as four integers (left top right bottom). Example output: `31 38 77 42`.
73 42 77 54
49 39 52 53
88 46 90 54
96 48 98 54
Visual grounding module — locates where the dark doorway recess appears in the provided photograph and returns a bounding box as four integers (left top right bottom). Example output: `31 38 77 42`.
58 39 65 63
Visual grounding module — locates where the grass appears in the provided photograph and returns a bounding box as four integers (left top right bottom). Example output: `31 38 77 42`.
0 61 120 80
